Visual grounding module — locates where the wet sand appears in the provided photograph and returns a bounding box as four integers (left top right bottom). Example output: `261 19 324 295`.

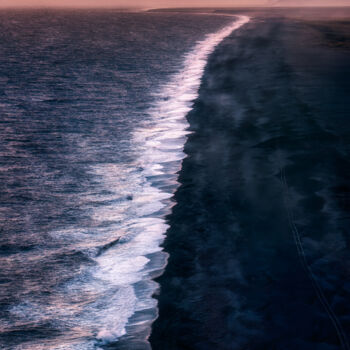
150 10 350 350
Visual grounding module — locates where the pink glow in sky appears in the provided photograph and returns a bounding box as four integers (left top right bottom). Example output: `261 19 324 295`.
0 0 349 8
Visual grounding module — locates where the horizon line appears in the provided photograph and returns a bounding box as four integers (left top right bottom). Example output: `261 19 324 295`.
1 5 350 9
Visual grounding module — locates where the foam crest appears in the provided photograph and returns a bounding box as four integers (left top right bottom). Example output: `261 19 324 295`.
90 14 251 346
121 14 251 345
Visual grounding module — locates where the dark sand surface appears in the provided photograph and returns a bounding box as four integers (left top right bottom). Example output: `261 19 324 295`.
150 10 350 350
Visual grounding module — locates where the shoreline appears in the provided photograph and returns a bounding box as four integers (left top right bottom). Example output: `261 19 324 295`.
109 15 250 349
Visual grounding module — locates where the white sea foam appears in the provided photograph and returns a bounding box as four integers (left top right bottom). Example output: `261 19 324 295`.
84 14 250 347
116 14 251 345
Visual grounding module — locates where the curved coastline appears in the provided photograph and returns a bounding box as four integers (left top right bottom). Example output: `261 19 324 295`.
112 14 250 349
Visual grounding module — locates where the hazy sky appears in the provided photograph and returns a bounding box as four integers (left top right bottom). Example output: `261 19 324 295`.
0 0 349 7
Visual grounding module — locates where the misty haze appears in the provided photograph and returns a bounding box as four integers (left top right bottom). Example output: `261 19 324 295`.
0 3 349 350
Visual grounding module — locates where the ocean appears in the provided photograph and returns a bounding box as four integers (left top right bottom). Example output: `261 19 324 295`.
0 9 248 350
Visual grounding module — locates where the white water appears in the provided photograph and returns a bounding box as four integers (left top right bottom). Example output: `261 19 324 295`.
92 14 250 348
124 14 251 346
7 15 250 350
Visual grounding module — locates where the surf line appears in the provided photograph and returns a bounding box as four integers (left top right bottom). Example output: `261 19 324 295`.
130 14 250 344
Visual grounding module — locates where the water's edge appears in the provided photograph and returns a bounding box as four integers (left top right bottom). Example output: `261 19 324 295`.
111 14 250 349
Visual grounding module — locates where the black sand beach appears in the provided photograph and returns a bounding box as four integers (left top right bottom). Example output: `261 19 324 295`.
150 9 350 350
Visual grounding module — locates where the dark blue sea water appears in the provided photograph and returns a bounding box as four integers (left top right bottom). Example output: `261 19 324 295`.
0 9 249 350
